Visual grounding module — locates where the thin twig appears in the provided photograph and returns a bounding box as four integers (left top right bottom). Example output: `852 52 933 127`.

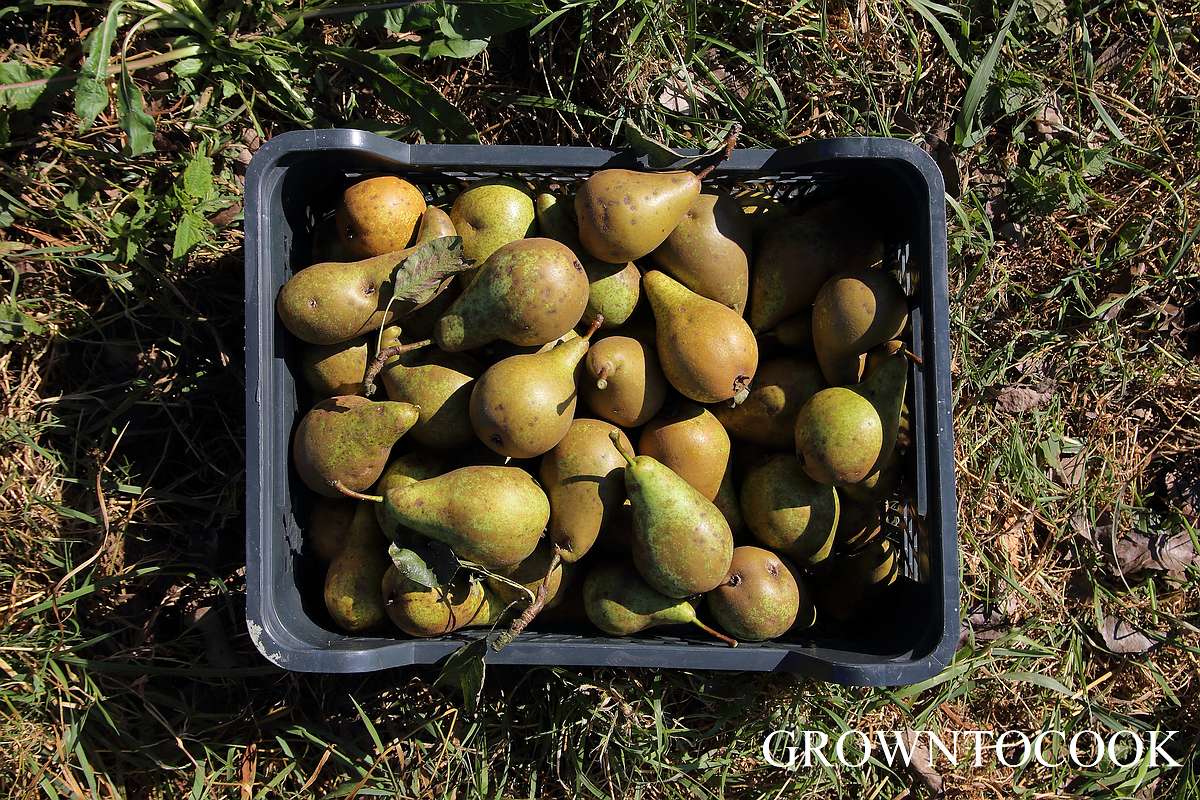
491 548 563 651
695 124 741 180
362 339 432 397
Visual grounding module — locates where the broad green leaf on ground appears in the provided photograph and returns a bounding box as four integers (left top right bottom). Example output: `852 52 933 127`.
172 211 207 259
181 152 213 200
389 236 474 306
116 66 155 155
0 62 46 110
437 1 546 40
621 119 737 169
74 0 124 130
322 46 478 142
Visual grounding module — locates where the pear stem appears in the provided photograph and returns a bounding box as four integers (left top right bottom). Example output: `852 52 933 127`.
582 314 604 341
690 617 739 648
608 430 636 467
328 480 382 503
695 124 741 180
594 364 610 390
901 347 923 366
491 547 564 651
362 339 433 397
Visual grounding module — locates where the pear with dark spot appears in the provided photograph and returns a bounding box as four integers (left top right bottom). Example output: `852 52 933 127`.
379 325 480 450
435 238 589 352
706 546 809 641
610 432 733 598
638 402 730 501
649 192 752 312
575 169 700 262
336 176 427 259
383 569 504 637
292 396 419 497
714 358 824 449
740 454 839 566
582 335 667 428
470 320 600 459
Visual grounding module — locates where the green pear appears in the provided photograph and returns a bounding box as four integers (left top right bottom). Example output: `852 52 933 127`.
794 387 882 486
812 268 908 385
372 450 447 536
638 403 730 501
713 465 746 539
748 200 884 333
434 238 589 352
382 466 549 569
611 433 734 598
292 396 419 497
713 358 824 448
450 178 535 263
337 176 427 259
851 340 908 475
382 569 502 637
643 270 758 404
486 539 568 610
535 192 640 329
324 504 390 632
300 337 368 398
277 249 420 345
581 334 667 428
470 322 598 458
540 419 632 562
583 562 736 645
740 454 838 566
378 326 480 450
307 497 355 562
649 192 752 312
413 206 457 243
575 169 700 262
706 546 806 641
841 446 901 505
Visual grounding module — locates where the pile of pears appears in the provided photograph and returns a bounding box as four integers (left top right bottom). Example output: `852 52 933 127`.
279 162 911 648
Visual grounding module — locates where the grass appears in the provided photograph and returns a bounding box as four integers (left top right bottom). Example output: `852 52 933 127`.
1 0 1198 797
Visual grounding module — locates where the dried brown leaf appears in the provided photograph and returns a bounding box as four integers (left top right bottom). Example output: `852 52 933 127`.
1113 531 1199 576
1099 615 1154 654
902 729 943 795
994 384 1052 413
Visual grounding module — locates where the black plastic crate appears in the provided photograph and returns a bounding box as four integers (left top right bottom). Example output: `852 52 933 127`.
245 129 958 685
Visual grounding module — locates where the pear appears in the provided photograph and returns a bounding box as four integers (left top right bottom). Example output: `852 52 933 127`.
382 465 549 569
300 337 368 398
812 268 908 385
470 321 599 459
575 169 700 262
713 358 824 448
794 387 882 486
336 176 427 259
851 340 908 475
611 433 734 598
539 419 632 562
649 192 752 312
581 335 667 428
486 539 568 610
277 249 420 345
413 206 457 243
372 450 447 535
378 326 480 449
435 238 589 352
765 310 812 352
748 200 884 333
841 447 901 505
643 270 758 404
583 562 737 646
816 537 899 623
740 454 839 566
292 396 419 497
324 504 390 632
383 569 502 637
308 497 355 562
394 277 460 340
637 403 730 501
835 494 883 552
535 192 640 329
593 500 636 557
713 466 746 539
450 178 535 263
706 546 806 641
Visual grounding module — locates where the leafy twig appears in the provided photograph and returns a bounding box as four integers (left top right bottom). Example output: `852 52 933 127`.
363 339 432 397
